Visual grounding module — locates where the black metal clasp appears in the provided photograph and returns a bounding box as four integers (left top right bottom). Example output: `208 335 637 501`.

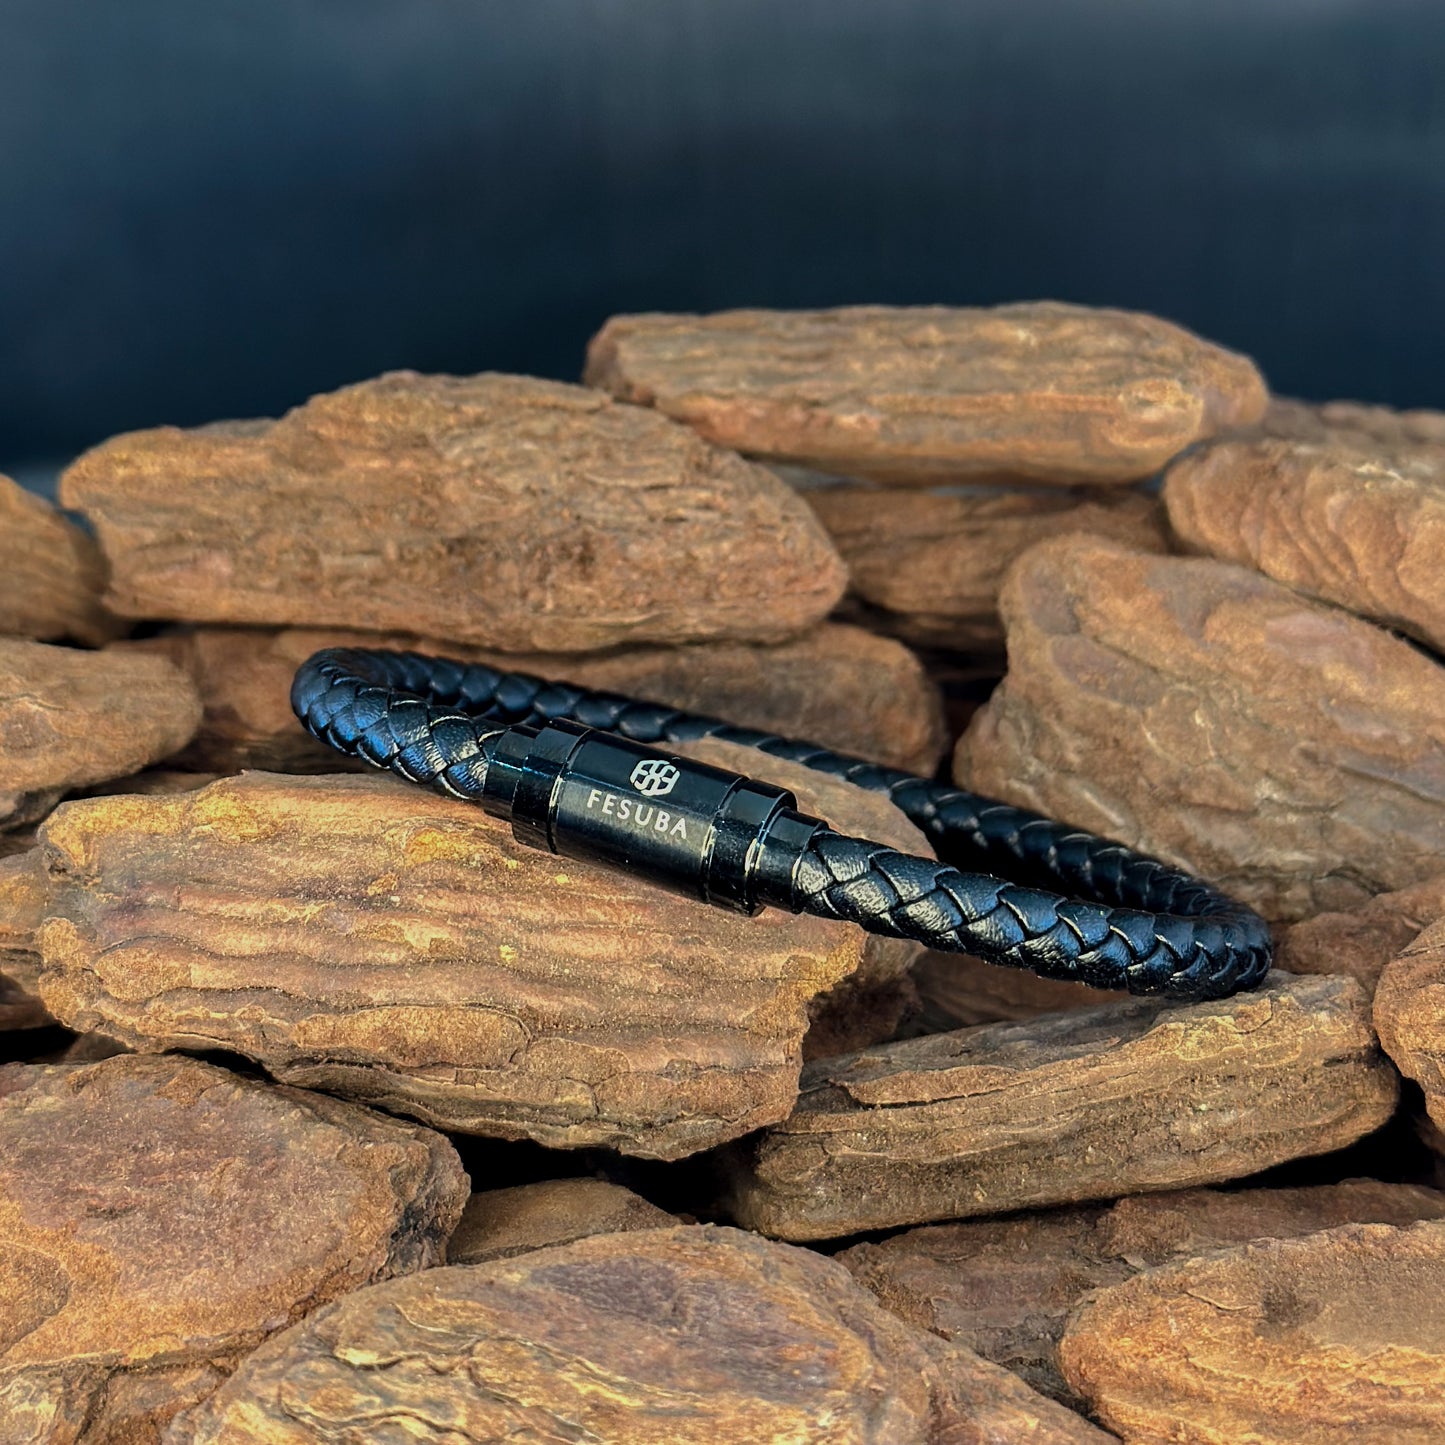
478 720 822 914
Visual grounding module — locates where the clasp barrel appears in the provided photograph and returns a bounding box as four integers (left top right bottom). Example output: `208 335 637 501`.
479 720 823 914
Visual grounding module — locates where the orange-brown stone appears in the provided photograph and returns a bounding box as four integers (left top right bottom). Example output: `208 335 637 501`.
61 372 846 651
587 303 1266 485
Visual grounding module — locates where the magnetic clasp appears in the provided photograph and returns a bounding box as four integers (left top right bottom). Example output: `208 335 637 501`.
484 718 823 917
753 810 826 912
508 719 589 852
704 780 795 912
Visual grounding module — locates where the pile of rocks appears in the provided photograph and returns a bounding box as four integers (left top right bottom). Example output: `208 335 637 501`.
1 300 1442 1442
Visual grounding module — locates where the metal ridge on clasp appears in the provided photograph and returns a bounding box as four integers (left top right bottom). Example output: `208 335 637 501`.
478 719 824 915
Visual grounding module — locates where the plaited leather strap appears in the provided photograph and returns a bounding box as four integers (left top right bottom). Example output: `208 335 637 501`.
291 647 1271 1000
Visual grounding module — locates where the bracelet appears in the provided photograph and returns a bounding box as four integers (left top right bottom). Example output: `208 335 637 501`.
290 648 1272 1000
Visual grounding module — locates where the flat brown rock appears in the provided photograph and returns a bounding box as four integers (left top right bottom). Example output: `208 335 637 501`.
60 372 847 650
842 1205 1126 1406
0 973 48 1031
0 476 116 645
725 973 1397 1241
803 968 921 1064
34 1032 129 1065
1374 919 1445 1133
912 950 1127 1028
585 303 1267 486
0 1051 466 1445
0 640 201 830
840 1180 1445 1405
807 484 1168 649
1258 395 1445 449
133 619 945 776
31 761 920 1158
1059 1219 1445 1444
172 1225 1109 1445
1278 874 1445 993
447 1178 678 1264
956 535 1445 922
0 852 48 1030
1165 434 1445 652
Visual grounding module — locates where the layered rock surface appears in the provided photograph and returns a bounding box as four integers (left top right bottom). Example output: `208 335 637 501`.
0 1052 466 1444
0 851 48 1029
1278 874 1445 992
1374 918 1445 1132
133 620 945 776
585 303 1267 485
0 476 115 645
956 535 1445 921
726 974 1396 1240
1258 396 1445 449
61 371 847 650
446 1178 678 1264
29 753 926 1158
171 1226 1110 1445
0 640 201 829
14 331 1442 1441
839 1180 1445 1405
0 973 48 1031
911 950 1127 1028
1060 1219 1445 1444
1165 433 1445 652
806 484 1168 648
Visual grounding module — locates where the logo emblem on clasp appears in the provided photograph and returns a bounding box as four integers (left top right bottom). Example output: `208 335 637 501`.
630 759 680 797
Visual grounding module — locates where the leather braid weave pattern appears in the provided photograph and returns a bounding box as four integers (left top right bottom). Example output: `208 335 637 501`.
292 648 1272 1000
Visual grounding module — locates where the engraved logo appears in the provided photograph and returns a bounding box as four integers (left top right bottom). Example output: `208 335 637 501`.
629 759 680 798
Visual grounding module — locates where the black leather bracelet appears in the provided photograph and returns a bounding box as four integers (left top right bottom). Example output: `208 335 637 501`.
291 647 1272 1000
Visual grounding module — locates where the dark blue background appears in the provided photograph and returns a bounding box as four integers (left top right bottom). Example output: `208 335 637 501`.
3 0 1443 478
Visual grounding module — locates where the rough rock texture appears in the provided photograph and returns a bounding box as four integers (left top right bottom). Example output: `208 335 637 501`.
0 852 48 1030
806 484 1168 649
912 950 1127 1028
1165 434 1445 652
804 968 920 1064
447 1178 678 1264
134 620 946 776
0 476 116 645
726 973 1397 1240
61 371 847 650
956 535 1445 922
171 1225 1110 1445
34 1032 129 1065
585 303 1267 486
0 640 202 829
1375 919 1445 1132
839 1180 1445 1405
1059 1219 1445 1444
1278 874 1445 992
75 769 220 801
0 1052 467 1445
0 974 48 1031
1258 395 1445 449
841 1205 1124 1406
31 755 926 1158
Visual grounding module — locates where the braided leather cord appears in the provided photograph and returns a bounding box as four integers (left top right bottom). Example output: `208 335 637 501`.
292 648 1272 1000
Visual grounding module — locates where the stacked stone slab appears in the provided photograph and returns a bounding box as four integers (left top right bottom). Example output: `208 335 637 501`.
59 371 849 650
0 1053 466 1443
170 1227 1110 1445
588 308 1445 1439
0 476 117 646
2 305 1441 1439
